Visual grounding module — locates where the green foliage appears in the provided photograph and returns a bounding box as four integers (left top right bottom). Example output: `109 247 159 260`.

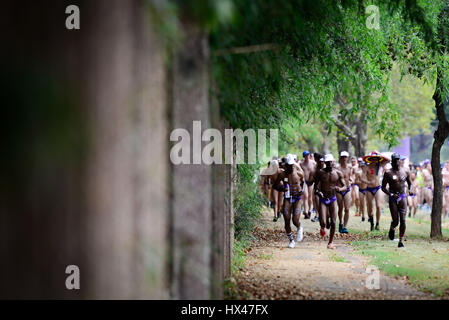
233 164 264 241
388 63 436 136
231 238 249 273
209 0 448 152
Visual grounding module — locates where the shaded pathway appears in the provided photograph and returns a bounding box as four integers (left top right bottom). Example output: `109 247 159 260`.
233 211 433 300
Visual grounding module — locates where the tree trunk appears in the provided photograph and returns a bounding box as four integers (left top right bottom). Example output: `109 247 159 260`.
354 116 367 157
337 131 350 155
430 70 448 238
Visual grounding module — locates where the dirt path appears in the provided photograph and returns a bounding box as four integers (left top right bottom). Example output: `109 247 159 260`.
233 211 434 300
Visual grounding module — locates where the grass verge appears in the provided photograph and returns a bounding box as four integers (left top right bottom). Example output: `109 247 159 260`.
352 239 449 297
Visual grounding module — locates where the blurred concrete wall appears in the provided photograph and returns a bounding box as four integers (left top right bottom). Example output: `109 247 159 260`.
0 0 233 299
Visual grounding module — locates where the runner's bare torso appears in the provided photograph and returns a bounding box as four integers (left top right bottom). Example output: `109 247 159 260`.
335 163 353 190
422 167 433 189
301 158 316 186
316 168 346 199
274 165 304 197
354 166 367 189
365 162 384 188
443 163 449 188
382 167 411 197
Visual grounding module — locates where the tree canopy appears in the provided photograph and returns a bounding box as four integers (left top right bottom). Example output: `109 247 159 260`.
208 0 447 149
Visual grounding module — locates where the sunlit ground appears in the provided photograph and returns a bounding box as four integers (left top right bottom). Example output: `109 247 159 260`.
348 203 449 297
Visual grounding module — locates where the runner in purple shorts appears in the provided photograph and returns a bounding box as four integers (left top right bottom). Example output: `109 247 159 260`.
381 153 412 248
314 154 347 249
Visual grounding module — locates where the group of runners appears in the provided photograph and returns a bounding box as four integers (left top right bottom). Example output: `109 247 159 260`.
260 150 449 250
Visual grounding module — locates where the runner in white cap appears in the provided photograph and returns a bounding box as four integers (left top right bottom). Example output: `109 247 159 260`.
272 154 305 248
314 154 347 249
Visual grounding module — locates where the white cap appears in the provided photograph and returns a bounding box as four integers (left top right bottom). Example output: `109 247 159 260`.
286 154 296 165
324 154 335 162
340 151 349 157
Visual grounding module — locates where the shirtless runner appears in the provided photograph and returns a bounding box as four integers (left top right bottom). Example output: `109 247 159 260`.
260 162 272 207
314 154 347 249
273 154 305 248
335 151 353 234
442 161 449 218
354 160 368 222
300 150 317 221
381 153 412 248
422 160 433 209
262 160 285 222
350 156 360 217
407 169 419 218
311 152 325 223
363 151 389 231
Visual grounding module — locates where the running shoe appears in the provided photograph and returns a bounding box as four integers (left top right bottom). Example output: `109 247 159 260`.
296 227 304 242
273 217 278 222
398 241 404 248
341 227 349 234
320 228 326 237
361 216 365 222
288 240 295 248
368 217 374 231
375 223 379 230
304 212 310 219
388 228 395 241
311 215 319 222
327 243 336 250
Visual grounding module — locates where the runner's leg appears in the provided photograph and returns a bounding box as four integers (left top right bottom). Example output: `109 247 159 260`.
353 185 359 216
374 190 382 229
366 191 375 230
360 192 366 220
271 189 278 220
328 201 338 246
292 200 301 229
388 197 399 240
308 184 314 217
283 201 293 243
398 198 407 245
302 186 309 218
343 191 351 228
336 192 344 232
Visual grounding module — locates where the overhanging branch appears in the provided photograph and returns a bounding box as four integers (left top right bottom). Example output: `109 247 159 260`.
213 43 279 56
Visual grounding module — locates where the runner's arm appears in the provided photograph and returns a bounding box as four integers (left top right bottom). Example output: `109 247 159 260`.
381 172 391 197
313 171 323 197
406 171 412 195
272 173 285 192
336 172 346 192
